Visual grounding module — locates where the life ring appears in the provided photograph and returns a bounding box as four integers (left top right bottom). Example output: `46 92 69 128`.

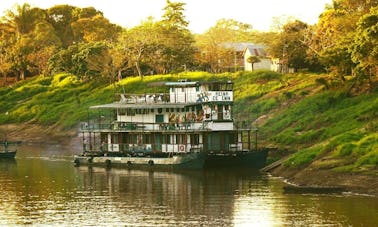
179 145 185 152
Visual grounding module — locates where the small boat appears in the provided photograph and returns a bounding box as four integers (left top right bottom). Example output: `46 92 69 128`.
283 185 345 194
0 141 21 159
74 80 267 169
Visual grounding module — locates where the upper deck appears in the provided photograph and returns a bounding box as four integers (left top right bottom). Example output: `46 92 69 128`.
85 80 242 132
101 80 234 108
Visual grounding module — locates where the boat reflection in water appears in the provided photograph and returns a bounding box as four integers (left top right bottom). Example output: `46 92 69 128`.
1 153 377 226
74 166 272 226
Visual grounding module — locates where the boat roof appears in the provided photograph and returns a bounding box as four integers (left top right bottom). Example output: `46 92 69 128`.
90 102 199 109
164 80 232 87
165 81 199 87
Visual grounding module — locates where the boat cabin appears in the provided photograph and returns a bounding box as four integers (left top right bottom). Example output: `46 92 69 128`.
81 80 256 156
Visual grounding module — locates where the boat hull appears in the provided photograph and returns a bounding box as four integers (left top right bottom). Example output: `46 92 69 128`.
74 152 206 170
0 150 16 159
204 150 268 169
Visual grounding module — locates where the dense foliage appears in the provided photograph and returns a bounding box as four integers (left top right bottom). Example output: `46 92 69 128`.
1 0 377 84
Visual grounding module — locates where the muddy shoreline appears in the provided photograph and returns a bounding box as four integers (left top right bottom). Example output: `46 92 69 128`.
269 163 378 197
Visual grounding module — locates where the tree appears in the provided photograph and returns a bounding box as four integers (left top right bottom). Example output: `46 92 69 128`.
46 5 77 47
0 23 16 84
49 42 114 81
71 14 121 43
310 0 378 77
2 3 46 80
25 21 61 75
158 0 195 73
269 20 314 71
247 55 261 71
2 3 44 35
350 6 378 89
194 19 256 72
117 19 161 78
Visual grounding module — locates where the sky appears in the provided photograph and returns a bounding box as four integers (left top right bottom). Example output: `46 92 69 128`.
0 0 333 33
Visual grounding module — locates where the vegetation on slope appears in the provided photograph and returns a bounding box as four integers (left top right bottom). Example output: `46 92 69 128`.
1 71 377 174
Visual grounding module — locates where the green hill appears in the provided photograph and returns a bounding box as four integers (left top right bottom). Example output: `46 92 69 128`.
1 71 377 176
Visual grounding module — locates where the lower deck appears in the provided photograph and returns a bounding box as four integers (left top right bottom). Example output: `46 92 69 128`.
82 130 257 156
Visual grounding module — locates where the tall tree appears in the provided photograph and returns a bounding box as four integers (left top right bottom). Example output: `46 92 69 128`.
46 5 77 47
117 18 161 77
311 0 378 77
71 14 121 43
2 3 46 79
158 0 195 73
0 23 16 83
350 6 378 89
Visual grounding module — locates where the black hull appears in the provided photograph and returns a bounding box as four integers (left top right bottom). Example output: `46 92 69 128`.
204 150 268 169
0 151 16 159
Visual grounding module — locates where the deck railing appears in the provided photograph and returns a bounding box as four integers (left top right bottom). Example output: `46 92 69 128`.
117 93 170 104
81 120 253 132
82 142 250 154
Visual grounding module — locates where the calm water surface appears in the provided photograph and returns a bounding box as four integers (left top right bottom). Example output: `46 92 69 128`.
0 141 377 226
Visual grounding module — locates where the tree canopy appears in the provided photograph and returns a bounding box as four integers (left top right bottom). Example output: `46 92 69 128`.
0 0 377 89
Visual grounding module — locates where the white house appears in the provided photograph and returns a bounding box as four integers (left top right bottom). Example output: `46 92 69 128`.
243 45 272 71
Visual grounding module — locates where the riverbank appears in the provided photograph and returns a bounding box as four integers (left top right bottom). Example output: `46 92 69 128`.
0 124 78 144
269 161 378 197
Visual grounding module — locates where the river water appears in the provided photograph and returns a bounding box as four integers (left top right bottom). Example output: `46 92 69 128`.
1 142 377 226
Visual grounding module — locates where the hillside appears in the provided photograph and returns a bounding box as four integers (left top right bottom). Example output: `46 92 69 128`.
1 71 377 194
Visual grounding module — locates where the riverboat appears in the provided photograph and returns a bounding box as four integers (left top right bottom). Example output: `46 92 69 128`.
0 141 21 159
74 80 267 169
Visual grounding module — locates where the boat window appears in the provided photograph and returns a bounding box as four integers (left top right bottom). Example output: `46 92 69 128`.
166 108 170 112
229 133 237 144
190 134 199 145
176 134 186 144
162 134 171 144
143 134 151 144
118 108 126 115
127 109 135 116
158 108 163 113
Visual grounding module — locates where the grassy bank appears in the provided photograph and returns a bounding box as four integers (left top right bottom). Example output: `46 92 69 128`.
1 71 377 175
